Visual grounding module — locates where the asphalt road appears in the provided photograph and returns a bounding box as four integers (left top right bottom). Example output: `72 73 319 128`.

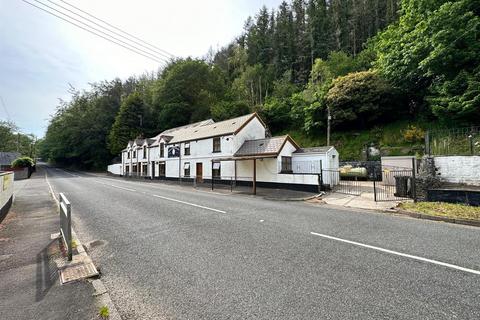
44 165 480 320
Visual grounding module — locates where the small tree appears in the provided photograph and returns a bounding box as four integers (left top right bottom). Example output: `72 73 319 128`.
325 71 399 129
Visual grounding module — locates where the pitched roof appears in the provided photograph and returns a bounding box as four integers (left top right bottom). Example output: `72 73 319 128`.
0 152 20 165
234 136 298 157
294 146 333 154
167 113 260 144
121 113 265 152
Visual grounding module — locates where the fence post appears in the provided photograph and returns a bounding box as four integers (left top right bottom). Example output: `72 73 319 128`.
411 158 417 203
319 160 324 192
425 131 430 156
230 177 233 192
211 176 214 191
59 193 72 261
373 167 377 202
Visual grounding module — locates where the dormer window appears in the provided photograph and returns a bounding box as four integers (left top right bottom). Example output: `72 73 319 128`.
143 146 147 159
133 150 136 158
184 142 190 156
160 143 164 158
127 151 130 159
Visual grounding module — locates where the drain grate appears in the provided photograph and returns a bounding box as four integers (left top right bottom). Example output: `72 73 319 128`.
60 262 98 284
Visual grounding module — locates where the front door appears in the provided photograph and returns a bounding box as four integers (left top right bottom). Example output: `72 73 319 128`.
196 163 203 183
151 161 155 178
159 162 165 177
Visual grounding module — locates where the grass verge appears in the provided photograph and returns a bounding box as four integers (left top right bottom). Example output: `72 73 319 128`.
399 202 480 221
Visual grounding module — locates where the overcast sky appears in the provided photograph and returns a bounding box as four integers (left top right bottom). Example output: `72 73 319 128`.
0 0 282 137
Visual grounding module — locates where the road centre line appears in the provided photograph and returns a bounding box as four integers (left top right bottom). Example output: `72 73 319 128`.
152 194 227 214
94 176 228 196
91 178 226 213
310 232 480 276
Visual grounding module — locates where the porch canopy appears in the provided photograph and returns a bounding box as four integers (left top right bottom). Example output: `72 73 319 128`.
214 135 299 195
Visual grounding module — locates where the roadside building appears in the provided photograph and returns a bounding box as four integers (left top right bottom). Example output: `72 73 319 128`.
114 113 338 192
0 152 20 171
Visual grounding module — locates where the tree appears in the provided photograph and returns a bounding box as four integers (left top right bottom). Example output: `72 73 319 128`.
108 92 145 155
375 0 480 122
274 1 295 78
153 59 227 130
325 70 399 128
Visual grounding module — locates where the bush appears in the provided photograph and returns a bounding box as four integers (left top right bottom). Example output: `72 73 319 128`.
11 156 34 168
325 71 399 129
403 125 425 143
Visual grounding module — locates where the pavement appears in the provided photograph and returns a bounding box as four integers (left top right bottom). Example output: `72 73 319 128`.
0 167 99 320
320 191 401 211
44 165 480 320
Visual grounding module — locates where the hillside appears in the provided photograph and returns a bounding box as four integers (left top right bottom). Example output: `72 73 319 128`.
39 0 480 169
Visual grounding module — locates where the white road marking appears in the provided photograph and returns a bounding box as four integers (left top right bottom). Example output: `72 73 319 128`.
107 184 136 192
152 194 227 214
310 232 480 276
45 171 59 203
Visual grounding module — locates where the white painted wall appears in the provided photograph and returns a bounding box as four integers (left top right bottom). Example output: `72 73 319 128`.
434 156 480 186
0 172 14 211
232 117 266 151
107 164 122 175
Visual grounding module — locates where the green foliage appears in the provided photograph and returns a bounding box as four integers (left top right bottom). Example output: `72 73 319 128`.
99 306 110 319
11 156 34 168
325 71 398 128
403 125 425 143
210 101 250 121
0 121 37 156
153 58 227 129
108 92 146 155
375 0 480 122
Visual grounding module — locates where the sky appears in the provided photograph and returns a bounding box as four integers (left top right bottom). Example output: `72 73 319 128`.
0 0 282 137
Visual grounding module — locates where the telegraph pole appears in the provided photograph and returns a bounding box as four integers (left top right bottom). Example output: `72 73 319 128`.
327 106 331 146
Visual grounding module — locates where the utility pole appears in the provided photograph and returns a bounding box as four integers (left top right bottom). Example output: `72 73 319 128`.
327 106 331 146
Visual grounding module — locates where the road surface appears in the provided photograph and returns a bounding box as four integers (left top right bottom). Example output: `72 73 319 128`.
44 165 480 320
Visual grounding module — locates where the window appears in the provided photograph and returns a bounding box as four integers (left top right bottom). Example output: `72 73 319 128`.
127 151 130 159
160 143 164 158
143 146 147 159
281 156 292 173
168 145 180 158
142 164 148 175
212 162 221 178
133 150 136 158
184 162 190 177
184 142 190 156
213 137 221 153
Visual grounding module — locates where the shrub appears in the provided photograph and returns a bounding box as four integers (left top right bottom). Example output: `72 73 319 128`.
403 125 425 143
11 156 34 168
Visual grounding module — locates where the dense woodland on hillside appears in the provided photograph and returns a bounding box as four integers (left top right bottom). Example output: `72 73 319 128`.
38 0 480 168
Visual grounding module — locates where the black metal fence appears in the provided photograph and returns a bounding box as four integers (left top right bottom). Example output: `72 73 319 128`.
322 161 417 202
373 166 416 202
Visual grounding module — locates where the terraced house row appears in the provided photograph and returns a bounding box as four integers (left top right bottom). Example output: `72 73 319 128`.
110 113 338 192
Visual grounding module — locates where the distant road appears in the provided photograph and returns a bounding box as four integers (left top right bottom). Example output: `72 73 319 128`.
44 165 480 320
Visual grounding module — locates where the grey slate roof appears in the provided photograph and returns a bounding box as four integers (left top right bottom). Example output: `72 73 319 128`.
294 146 332 154
168 113 256 144
234 136 289 157
121 113 262 153
0 152 20 165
